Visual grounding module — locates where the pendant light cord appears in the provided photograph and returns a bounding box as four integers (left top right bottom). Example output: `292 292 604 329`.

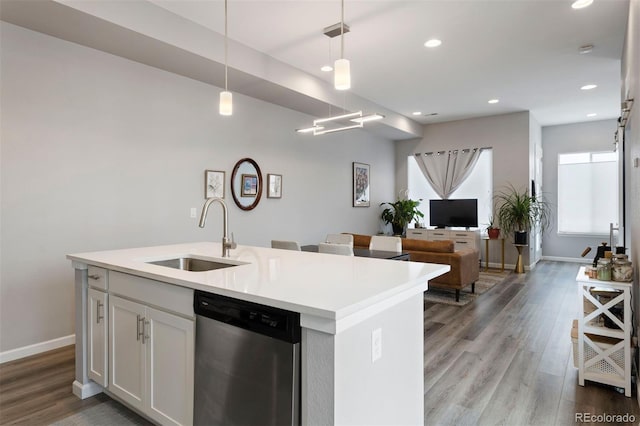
224 0 228 91
340 0 344 59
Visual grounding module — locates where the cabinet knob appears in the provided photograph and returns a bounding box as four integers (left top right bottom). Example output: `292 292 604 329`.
89 274 101 280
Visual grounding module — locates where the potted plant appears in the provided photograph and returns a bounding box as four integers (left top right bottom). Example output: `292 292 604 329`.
380 197 424 237
494 184 551 245
486 216 500 239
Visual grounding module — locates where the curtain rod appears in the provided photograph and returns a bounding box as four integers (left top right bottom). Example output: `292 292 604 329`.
414 146 492 156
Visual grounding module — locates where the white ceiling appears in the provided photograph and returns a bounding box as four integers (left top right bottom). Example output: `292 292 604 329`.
148 0 629 126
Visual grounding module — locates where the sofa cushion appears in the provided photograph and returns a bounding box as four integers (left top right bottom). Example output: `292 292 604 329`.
351 234 372 248
402 238 454 253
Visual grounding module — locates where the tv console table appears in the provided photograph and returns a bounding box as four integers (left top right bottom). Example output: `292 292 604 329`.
406 229 480 260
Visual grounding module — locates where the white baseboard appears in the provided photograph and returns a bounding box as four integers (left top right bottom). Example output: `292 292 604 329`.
73 380 104 399
541 256 592 263
0 334 75 364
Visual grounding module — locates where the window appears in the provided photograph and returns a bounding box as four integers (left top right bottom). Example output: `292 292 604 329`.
408 149 493 228
557 151 618 235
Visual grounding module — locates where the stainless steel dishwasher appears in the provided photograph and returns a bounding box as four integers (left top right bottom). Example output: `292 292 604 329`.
193 291 301 426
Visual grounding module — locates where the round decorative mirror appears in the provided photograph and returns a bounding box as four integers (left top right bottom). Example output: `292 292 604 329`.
230 158 263 211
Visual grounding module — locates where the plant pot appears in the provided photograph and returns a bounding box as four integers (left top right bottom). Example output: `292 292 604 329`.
514 231 528 245
488 228 500 239
392 223 405 236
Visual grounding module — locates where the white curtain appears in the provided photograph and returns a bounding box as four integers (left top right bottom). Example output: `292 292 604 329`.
414 148 484 199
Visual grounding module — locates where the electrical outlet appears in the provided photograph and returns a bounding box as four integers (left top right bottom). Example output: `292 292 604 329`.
372 328 382 363
190 207 197 218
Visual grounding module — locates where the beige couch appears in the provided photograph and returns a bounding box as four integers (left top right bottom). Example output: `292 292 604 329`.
349 233 480 302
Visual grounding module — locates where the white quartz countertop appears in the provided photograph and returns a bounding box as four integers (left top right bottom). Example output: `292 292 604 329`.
68 242 449 333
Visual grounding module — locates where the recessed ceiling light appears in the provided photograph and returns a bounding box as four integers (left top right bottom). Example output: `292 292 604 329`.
587 113 598 117
581 84 598 90
571 0 594 9
424 39 442 48
488 99 499 104
412 111 422 116
579 44 594 54
321 65 333 72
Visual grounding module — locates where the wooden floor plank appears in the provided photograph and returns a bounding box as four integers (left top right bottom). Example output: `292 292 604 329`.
424 261 640 425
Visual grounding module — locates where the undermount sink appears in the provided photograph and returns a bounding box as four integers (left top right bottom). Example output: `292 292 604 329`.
147 256 240 272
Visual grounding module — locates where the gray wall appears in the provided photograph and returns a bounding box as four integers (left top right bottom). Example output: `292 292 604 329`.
541 119 619 260
0 23 396 353
395 111 532 267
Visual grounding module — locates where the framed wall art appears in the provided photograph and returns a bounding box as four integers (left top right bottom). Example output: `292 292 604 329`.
205 170 225 199
352 162 370 207
241 174 258 197
267 174 282 198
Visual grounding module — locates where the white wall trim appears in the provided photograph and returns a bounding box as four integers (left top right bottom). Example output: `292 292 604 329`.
542 256 592 263
0 334 75 364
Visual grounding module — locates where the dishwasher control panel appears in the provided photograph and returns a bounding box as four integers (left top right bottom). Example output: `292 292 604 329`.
195 291 301 343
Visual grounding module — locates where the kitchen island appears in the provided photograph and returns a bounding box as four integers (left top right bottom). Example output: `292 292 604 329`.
68 242 449 425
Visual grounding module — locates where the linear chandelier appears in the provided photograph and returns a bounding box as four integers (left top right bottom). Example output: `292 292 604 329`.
296 112 384 136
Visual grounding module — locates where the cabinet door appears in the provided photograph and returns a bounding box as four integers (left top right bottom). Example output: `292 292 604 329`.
87 288 108 387
110 295 146 411
145 307 194 426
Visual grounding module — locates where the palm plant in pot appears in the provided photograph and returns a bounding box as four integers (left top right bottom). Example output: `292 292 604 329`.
494 184 551 245
380 197 424 237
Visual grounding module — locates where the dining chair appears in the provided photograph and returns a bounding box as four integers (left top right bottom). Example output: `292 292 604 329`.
271 240 301 251
369 235 402 253
325 233 354 248
318 242 354 256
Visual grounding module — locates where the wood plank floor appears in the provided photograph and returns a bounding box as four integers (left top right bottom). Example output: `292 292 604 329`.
1 261 638 425
424 260 640 425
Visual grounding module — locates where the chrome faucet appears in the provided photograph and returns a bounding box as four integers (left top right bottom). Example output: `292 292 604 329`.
199 197 236 257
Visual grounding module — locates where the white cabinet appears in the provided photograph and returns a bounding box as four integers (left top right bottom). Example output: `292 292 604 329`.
146 307 194 426
110 294 194 426
576 267 631 397
87 288 108 387
110 296 146 411
406 229 480 255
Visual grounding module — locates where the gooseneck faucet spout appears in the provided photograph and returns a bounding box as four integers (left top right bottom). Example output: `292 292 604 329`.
199 197 236 257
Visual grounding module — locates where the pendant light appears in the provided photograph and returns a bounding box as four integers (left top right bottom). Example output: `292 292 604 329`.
219 0 232 116
334 0 350 90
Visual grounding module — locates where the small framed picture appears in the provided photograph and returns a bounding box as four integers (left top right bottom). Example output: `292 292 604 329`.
267 174 282 198
205 170 225 198
241 174 258 197
352 162 370 207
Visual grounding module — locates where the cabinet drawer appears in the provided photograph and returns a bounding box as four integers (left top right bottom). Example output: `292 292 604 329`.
88 266 108 290
109 271 194 319
406 230 428 239
451 232 474 239
453 240 472 250
429 234 450 241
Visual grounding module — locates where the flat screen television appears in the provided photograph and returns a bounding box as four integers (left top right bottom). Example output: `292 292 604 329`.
429 199 478 228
